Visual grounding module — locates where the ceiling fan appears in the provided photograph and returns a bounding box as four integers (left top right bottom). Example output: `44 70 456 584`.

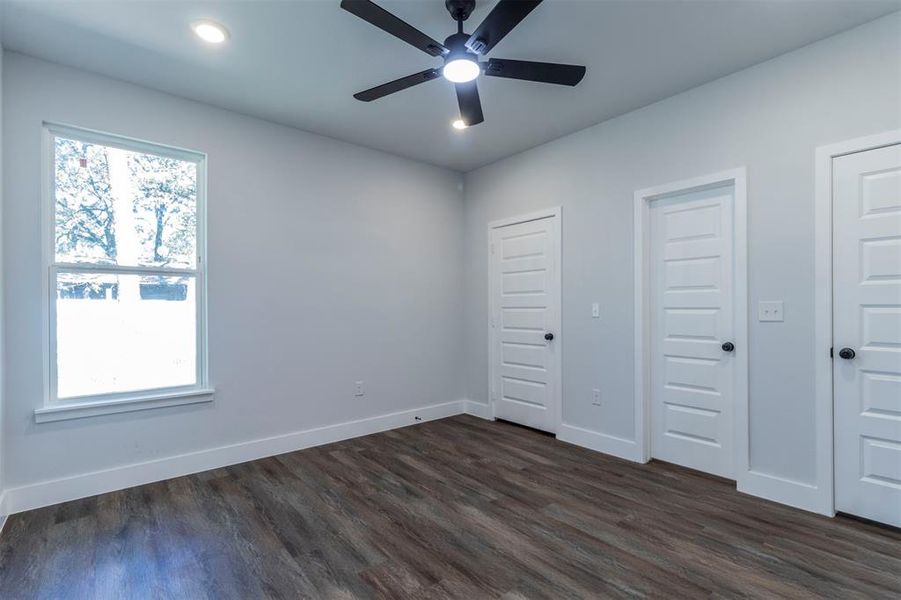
341 0 586 127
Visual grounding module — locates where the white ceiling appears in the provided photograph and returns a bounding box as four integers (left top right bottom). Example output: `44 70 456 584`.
2 0 899 171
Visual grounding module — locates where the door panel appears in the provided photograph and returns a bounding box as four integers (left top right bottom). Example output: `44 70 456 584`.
490 215 560 433
650 186 736 478
834 143 901 527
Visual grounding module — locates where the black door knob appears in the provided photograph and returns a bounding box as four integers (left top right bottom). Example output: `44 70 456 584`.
721 342 734 352
838 347 856 360
544 332 554 341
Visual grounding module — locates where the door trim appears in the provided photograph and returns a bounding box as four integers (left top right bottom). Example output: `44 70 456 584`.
633 169 748 479
814 129 901 517
488 207 562 432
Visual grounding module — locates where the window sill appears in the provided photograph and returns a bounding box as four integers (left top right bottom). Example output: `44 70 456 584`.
34 388 215 423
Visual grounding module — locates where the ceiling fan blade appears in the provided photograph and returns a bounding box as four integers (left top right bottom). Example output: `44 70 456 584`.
341 0 448 57
465 0 543 55
484 58 586 86
455 80 484 126
354 68 442 102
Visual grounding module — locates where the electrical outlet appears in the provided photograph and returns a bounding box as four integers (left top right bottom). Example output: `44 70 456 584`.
354 380 364 397
758 301 784 322
592 388 601 406
592 303 600 318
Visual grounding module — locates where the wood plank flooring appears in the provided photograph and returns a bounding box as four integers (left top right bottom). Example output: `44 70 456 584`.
1 415 898 599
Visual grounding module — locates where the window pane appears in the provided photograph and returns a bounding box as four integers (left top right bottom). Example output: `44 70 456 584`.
56 272 197 399
54 137 197 268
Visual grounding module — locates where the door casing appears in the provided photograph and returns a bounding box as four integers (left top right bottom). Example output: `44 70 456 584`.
814 129 901 517
634 168 748 480
488 207 562 432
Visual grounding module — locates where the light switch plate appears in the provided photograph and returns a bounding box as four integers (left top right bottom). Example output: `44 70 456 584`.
758 301 784 322
591 303 600 318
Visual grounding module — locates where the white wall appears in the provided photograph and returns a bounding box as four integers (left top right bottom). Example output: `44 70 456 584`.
0 37 6 521
2 53 465 506
462 13 901 511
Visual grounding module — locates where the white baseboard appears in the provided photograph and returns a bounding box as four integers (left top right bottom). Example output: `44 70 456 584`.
738 469 833 517
463 400 493 420
0 489 7 537
3 400 465 516
557 423 641 462
2 401 836 520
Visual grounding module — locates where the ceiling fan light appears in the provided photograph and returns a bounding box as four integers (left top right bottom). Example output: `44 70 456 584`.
443 58 480 83
452 119 468 130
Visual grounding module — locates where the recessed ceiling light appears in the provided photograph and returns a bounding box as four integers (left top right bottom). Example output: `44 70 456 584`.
192 20 229 44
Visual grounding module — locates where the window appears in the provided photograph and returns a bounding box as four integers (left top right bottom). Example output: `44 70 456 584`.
44 125 209 413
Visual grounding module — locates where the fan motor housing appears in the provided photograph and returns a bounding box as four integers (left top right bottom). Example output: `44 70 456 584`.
443 32 471 52
443 33 479 66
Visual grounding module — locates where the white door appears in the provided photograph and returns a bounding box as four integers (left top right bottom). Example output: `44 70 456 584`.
834 143 901 527
490 213 561 433
649 185 736 478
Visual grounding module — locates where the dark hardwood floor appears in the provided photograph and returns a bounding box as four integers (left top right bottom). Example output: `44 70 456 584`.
1 415 898 599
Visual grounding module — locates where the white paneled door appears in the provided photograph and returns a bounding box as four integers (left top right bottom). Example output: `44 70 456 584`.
834 143 901 527
649 185 736 479
490 212 561 433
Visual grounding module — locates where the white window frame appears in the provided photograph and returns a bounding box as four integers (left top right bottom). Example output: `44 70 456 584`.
35 123 213 423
